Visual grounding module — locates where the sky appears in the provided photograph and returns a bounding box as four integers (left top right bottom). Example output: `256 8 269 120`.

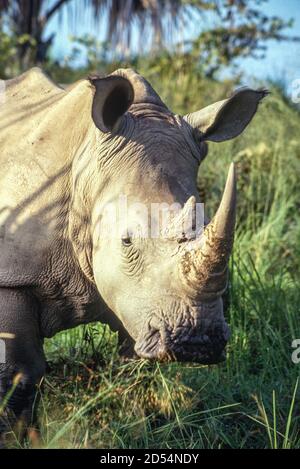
46 0 300 92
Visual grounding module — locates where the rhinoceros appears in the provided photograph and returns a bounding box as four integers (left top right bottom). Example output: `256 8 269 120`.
0 67 267 436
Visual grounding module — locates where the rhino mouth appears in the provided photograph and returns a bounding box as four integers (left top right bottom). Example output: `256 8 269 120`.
134 315 230 365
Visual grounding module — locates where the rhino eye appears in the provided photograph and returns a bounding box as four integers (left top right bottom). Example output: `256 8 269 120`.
121 235 132 247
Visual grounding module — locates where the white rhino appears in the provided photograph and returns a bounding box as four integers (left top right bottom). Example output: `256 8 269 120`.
0 67 267 436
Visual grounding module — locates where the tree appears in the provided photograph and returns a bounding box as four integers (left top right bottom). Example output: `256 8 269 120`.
188 0 300 77
0 0 298 74
0 0 194 68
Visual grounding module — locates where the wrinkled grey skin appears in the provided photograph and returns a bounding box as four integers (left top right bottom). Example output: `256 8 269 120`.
0 67 267 439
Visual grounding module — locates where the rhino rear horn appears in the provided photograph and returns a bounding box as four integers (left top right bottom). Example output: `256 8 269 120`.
90 75 134 132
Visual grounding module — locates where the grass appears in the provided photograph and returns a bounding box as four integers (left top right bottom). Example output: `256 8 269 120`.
3 69 300 449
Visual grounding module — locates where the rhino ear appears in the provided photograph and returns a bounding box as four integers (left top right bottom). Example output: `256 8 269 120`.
90 75 134 132
184 88 268 142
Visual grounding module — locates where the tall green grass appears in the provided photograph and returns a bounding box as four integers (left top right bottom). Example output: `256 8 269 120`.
7 73 300 449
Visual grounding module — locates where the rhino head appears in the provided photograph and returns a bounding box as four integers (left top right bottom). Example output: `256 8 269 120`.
82 69 267 364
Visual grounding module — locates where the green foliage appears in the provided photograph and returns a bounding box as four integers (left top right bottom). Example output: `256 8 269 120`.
187 0 299 77
0 26 36 77
0 0 299 76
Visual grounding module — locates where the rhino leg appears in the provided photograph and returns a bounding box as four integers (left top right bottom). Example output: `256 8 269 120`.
0 288 45 444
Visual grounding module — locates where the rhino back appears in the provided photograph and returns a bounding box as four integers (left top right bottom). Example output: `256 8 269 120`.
0 68 92 286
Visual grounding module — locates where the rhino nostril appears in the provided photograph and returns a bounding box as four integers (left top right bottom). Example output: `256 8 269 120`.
134 326 163 359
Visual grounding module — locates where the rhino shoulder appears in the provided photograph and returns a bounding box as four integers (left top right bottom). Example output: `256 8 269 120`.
5 67 62 94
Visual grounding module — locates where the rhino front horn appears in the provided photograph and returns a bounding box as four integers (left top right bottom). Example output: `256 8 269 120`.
182 163 237 298
210 162 236 243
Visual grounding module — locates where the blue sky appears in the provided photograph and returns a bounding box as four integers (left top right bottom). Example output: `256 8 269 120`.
46 0 300 88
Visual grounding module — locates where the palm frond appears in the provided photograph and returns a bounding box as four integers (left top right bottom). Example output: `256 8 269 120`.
86 0 187 51
0 0 211 58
